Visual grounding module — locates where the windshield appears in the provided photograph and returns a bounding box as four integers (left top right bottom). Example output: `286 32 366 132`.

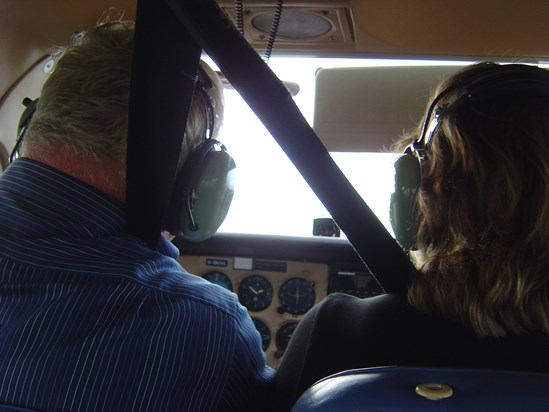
212 57 463 238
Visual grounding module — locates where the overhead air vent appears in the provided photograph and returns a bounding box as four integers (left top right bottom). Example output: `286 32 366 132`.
251 10 333 38
220 4 354 53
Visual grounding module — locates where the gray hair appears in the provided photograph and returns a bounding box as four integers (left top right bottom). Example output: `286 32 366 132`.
22 19 223 168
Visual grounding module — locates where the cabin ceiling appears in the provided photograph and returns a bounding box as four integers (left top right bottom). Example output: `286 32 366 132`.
2 0 548 99
219 0 549 62
0 0 547 160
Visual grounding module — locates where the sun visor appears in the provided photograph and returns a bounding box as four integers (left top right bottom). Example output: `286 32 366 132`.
313 65 465 152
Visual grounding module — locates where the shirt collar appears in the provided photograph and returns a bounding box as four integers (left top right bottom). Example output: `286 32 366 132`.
0 158 126 238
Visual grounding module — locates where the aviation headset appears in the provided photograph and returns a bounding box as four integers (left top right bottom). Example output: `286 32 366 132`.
390 63 549 251
13 65 235 243
164 66 236 242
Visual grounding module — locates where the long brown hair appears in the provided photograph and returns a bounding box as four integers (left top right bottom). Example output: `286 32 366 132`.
396 62 549 337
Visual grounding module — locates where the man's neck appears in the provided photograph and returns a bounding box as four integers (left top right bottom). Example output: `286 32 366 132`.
22 142 126 202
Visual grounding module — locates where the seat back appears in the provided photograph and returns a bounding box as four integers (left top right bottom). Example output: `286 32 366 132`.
291 366 549 411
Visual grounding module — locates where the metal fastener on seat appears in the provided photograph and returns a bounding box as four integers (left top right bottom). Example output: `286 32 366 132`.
415 382 454 400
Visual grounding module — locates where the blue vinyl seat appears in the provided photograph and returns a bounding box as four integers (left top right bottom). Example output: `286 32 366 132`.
291 366 549 411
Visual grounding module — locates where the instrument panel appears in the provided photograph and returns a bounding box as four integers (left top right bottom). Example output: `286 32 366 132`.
178 254 328 368
176 233 384 368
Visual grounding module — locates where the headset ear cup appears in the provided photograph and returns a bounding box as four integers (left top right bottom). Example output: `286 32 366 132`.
164 140 236 241
11 98 39 162
390 152 421 250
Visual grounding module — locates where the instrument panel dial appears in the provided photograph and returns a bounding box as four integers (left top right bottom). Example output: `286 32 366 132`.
275 321 298 357
252 318 271 351
202 270 233 291
278 277 316 315
238 275 274 312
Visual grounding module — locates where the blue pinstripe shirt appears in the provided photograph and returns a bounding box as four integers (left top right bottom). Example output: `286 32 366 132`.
0 158 275 411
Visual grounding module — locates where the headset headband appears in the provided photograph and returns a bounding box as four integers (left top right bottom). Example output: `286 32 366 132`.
416 64 549 150
196 65 216 140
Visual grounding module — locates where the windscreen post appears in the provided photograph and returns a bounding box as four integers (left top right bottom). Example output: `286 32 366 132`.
126 0 202 249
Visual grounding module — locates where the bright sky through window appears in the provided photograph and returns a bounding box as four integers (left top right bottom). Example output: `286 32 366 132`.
212 57 468 238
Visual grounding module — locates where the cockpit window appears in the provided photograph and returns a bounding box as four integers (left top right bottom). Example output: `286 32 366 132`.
212 57 466 238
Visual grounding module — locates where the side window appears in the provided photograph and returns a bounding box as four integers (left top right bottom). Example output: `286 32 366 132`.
0 142 8 172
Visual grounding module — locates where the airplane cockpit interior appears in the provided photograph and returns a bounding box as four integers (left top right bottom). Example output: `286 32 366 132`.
1 0 549 411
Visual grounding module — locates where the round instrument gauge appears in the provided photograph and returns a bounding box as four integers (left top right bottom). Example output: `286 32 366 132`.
278 277 316 315
203 271 233 291
252 318 271 351
276 321 298 353
238 275 273 312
